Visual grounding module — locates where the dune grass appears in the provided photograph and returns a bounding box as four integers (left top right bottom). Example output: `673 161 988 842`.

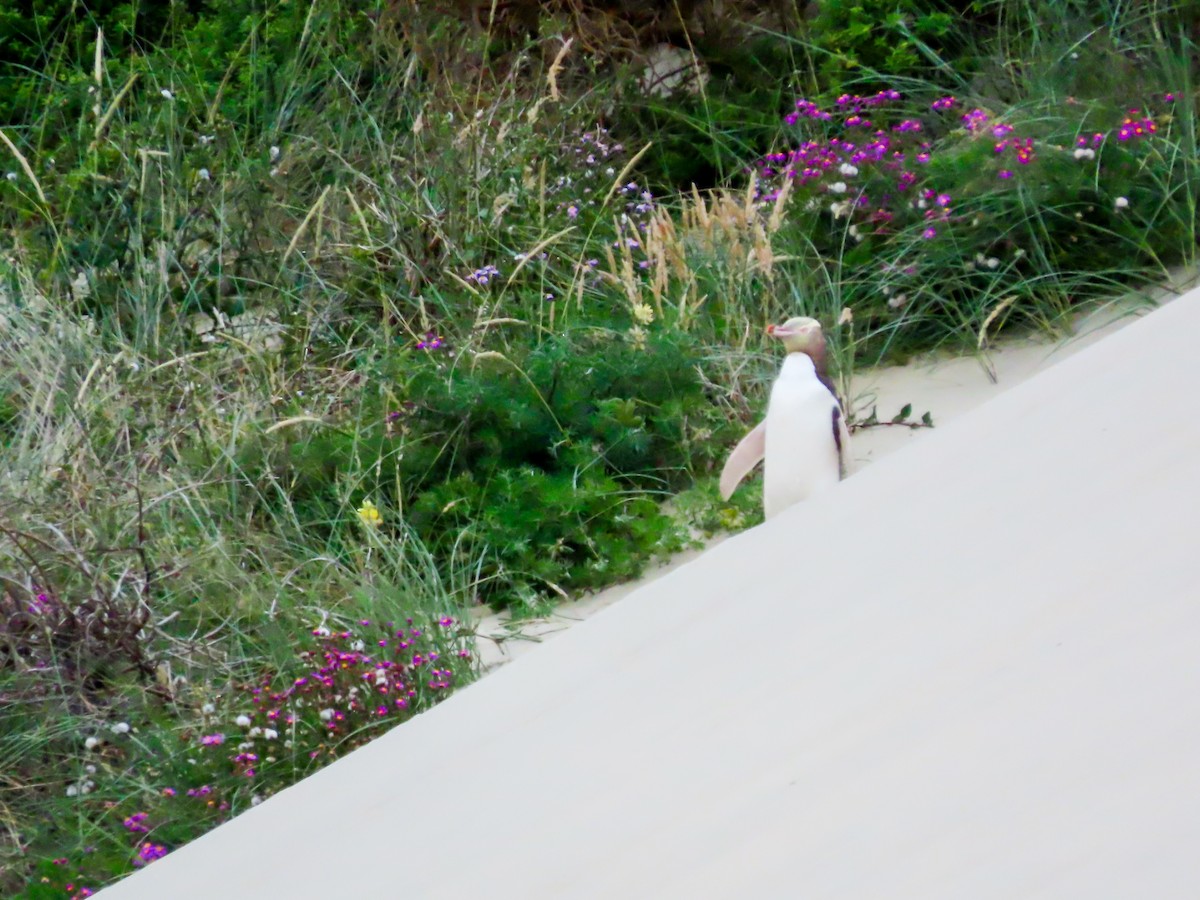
0 0 1196 893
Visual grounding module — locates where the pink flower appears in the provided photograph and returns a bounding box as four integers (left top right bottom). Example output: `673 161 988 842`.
200 733 225 746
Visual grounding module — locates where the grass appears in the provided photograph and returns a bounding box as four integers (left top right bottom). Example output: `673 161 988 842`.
1 0 1196 893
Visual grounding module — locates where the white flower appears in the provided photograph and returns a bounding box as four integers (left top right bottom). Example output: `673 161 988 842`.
81 780 95 794
110 722 131 735
1014 248 1026 258
319 709 335 722
199 134 216 146
350 640 364 652
1073 148 1095 161
838 163 859 177
201 703 215 715
251 795 263 807
263 728 278 741
373 669 388 685
198 168 211 181
238 741 254 751
838 307 853 326
5 172 16 182
828 181 848 194
312 626 330 637
85 764 97 774
986 257 1000 270
160 89 174 100
84 736 101 751
632 303 655 325
66 785 79 797
1114 196 1129 209
829 200 850 219
235 714 252 728
248 727 262 738
269 145 281 163
888 293 909 310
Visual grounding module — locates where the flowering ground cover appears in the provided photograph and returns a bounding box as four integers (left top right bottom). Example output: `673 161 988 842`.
1 0 1196 893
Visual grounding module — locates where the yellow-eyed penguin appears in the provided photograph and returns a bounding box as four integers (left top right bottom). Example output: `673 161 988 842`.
719 317 849 518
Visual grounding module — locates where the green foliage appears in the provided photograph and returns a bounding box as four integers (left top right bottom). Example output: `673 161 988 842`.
244 328 713 610
1 0 1197 891
805 0 960 89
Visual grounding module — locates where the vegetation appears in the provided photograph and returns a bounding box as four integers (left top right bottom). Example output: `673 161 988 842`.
1 0 1195 893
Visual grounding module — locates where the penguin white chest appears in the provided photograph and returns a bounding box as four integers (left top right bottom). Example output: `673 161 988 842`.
763 354 841 518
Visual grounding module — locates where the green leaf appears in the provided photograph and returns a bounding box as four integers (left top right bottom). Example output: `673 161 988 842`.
891 403 913 423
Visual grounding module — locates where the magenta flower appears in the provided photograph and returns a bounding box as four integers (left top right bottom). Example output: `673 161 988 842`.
962 109 990 132
922 226 937 239
199 733 225 746
134 842 168 866
931 96 957 111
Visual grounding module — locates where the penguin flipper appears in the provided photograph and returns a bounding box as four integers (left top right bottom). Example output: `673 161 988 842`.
719 421 766 500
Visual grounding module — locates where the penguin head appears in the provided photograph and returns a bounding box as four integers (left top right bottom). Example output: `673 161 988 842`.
767 317 826 360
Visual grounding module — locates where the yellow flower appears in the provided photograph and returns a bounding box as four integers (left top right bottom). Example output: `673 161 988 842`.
356 499 382 527
632 303 655 325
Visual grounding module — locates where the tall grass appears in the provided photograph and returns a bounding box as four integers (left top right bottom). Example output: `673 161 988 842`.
1 0 1196 892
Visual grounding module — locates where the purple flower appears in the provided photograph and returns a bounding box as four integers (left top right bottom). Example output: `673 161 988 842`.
962 109 990 132
998 169 1014 179
466 264 500 285
931 96 957 111
922 226 937 239
134 842 168 866
200 733 225 746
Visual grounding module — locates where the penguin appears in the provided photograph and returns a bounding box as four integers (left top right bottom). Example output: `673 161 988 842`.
719 317 849 518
